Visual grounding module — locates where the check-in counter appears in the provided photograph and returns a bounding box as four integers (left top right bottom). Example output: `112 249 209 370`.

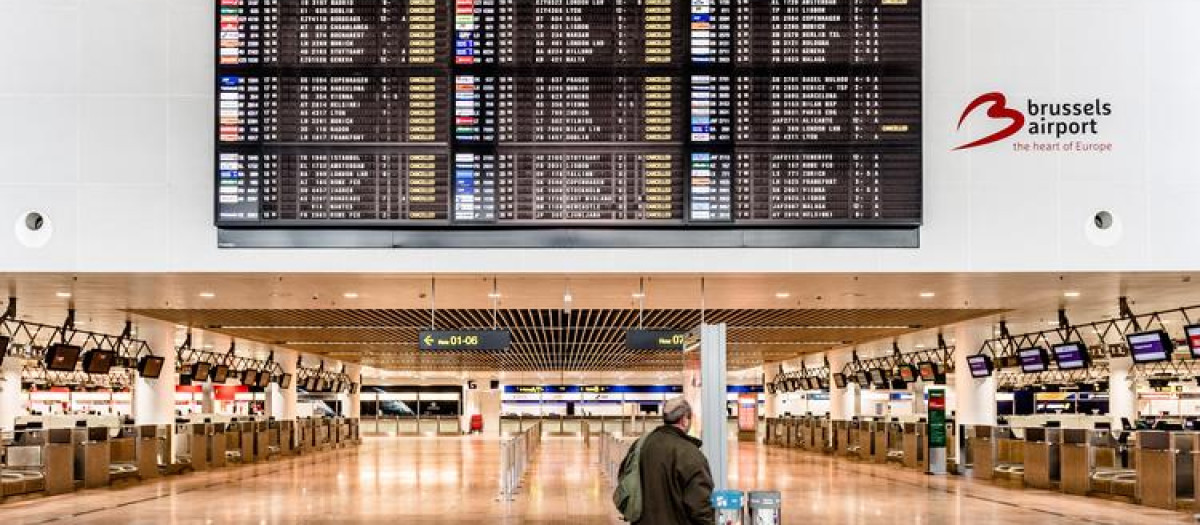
968 425 996 479
902 423 926 471
852 420 872 460
255 421 271 459
42 428 75 495
1023 427 1061 490
1059 429 1092 495
279 420 295 456
108 426 139 482
208 423 226 468
994 426 1025 481
239 421 256 463
72 426 111 489
871 421 888 463
885 422 905 463
190 423 210 471
1137 431 1193 510
833 420 851 457
136 425 160 479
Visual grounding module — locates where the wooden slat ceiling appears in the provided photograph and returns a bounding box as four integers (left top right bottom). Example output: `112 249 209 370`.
126 308 1005 371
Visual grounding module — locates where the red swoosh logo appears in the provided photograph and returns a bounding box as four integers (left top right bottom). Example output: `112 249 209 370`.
954 92 1025 150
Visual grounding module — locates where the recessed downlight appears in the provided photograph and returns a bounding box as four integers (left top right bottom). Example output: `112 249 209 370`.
919 292 936 298
199 292 216 299
774 292 791 299
343 292 360 299
1063 291 1081 298
55 292 72 298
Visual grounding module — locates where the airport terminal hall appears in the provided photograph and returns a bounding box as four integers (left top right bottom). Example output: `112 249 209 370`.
4 0 1200 523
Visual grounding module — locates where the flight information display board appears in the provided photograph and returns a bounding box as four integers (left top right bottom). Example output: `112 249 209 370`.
215 0 921 245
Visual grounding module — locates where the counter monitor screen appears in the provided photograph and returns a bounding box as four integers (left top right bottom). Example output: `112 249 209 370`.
192 362 213 382
256 371 272 388
966 355 994 378
1052 342 1090 370
1185 324 1200 358
81 350 116 374
212 0 923 248
211 364 230 383
0 335 9 366
1127 330 1174 364
917 361 938 381
138 356 165 379
869 368 887 387
898 365 917 383
45 344 82 372
1018 347 1049 373
241 369 259 387
833 373 847 389
856 370 871 387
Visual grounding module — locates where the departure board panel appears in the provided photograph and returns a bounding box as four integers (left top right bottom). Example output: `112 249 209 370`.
215 0 921 242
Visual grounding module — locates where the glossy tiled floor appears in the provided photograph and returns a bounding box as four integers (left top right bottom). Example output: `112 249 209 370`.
0 436 1191 524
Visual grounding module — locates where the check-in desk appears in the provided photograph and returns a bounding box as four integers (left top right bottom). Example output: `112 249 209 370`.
968 425 996 480
870 421 889 463
1137 431 1193 510
852 419 873 460
238 421 256 463
44 428 75 495
255 421 271 459
902 422 926 470
833 420 851 457
885 422 905 464
1022 427 1061 490
279 420 295 456
136 425 160 479
993 426 1025 481
108 426 140 482
1059 429 1093 495
205 423 226 468
72 426 111 489
190 423 210 471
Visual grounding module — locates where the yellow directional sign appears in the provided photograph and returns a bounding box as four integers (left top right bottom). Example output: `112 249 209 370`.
418 330 510 351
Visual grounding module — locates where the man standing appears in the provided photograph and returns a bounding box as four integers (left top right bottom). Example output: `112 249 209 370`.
635 397 715 525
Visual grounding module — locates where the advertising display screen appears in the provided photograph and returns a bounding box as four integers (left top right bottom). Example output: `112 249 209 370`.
1185 325 1200 358
138 356 166 379
81 350 116 375
898 365 917 383
917 361 938 381
44 344 82 372
1051 342 1090 370
1018 347 1049 373
1126 330 1173 364
833 373 847 389
966 355 993 378
214 0 922 247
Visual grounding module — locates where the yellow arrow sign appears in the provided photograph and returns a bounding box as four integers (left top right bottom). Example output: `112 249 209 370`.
423 334 434 346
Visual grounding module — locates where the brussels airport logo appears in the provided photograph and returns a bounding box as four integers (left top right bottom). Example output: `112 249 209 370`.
954 92 1114 153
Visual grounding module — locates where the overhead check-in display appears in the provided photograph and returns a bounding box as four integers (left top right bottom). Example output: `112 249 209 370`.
215 0 921 246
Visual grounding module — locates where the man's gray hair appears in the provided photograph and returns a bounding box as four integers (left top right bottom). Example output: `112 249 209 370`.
663 396 692 424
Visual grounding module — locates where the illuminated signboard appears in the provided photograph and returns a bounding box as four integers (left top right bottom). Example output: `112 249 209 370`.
418 330 511 351
626 330 689 350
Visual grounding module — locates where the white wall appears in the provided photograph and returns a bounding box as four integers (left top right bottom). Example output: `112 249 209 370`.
1 0 1198 273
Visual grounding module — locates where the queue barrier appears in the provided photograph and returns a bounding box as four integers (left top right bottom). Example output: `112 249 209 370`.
498 421 542 501
598 431 640 484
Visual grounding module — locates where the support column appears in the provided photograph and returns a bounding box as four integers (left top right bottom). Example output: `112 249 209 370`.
133 321 179 425
1108 356 1137 429
951 325 997 426
0 355 25 432
763 364 781 418
346 364 362 419
828 350 857 420
690 323 728 491
266 349 298 420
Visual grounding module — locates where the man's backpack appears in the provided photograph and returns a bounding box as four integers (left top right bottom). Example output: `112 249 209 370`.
612 435 649 522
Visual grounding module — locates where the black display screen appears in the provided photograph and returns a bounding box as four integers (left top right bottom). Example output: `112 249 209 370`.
215 0 921 245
